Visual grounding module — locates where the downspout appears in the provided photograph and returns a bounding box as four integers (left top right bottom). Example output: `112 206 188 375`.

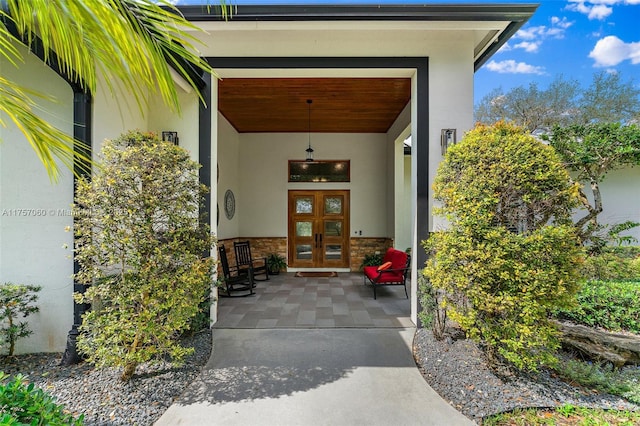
61 93 92 365
1 8 93 364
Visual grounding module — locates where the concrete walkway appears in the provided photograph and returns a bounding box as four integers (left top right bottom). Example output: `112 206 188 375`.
156 328 474 426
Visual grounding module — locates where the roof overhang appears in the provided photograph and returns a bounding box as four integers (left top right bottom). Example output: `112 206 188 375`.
175 3 537 133
178 3 537 70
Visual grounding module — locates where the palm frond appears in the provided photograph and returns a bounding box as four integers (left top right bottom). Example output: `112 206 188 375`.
1 0 222 178
0 76 91 181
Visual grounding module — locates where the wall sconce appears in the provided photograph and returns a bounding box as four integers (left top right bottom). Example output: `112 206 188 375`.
441 129 456 155
162 131 179 145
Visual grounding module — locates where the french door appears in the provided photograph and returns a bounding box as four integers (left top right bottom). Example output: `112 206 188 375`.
288 190 350 269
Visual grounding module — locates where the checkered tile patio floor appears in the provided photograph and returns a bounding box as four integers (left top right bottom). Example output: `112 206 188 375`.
213 272 412 328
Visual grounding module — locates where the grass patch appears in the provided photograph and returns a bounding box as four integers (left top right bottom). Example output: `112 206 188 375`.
484 404 640 425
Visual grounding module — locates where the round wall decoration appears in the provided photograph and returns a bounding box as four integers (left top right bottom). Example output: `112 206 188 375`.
224 189 235 220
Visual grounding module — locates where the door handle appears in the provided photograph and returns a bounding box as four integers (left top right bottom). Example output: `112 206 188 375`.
319 233 323 246
315 233 318 248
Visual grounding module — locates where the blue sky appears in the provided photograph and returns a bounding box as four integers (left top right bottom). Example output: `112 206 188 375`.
176 0 640 105
475 0 640 105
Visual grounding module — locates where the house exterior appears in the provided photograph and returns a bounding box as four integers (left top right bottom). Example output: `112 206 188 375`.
0 3 545 354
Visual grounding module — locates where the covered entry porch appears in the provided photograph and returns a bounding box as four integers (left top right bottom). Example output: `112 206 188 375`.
214 273 412 328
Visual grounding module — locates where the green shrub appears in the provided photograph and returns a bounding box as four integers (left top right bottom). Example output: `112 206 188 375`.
417 274 447 339
424 122 583 371
580 249 640 281
266 253 287 274
603 246 640 259
360 253 384 269
0 283 41 356
73 131 214 381
555 280 640 333
0 372 83 425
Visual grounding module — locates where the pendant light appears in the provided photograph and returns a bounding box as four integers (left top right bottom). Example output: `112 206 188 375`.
305 99 314 162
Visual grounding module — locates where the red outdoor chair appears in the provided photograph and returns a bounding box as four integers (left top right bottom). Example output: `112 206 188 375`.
363 248 411 299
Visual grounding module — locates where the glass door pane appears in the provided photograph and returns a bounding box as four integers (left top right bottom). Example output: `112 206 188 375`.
325 244 342 260
324 221 342 236
296 221 313 237
324 196 342 215
296 244 313 260
295 197 313 214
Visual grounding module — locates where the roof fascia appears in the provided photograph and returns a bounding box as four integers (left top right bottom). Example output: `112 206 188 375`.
178 4 537 22
474 19 528 70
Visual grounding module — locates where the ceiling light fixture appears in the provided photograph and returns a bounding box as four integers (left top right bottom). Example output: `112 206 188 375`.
306 99 314 162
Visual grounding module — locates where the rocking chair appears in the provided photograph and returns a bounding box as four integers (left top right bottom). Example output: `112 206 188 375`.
218 244 254 297
233 240 269 281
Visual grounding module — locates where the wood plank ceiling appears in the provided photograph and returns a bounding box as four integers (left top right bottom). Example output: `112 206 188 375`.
218 78 411 133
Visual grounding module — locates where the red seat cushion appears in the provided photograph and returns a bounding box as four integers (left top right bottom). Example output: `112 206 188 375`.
363 266 381 281
364 265 404 284
371 272 404 283
389 249 408 270
382 247 395 263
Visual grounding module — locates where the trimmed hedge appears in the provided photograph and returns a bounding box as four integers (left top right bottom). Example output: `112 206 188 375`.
424 122 583 372
556 280 640 334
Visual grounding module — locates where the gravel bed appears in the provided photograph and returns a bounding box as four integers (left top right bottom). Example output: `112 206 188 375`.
0 329 211 425
4 326 639 425
413 327 640 424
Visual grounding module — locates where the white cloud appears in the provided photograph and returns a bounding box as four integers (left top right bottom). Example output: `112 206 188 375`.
485 60 546 75
566 0 639 20
514 41 540 53
516 26 543 40
589 4 614 19
508 16 573 54
550 16 574 29
498 42 512 53
589 35 640 66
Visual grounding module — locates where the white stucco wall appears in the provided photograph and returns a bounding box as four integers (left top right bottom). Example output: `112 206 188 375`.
427 35 475 232
0 44 75 354
235 132 387 238
387 104 412 250
92 73 148 157
148 90 200 161
217 113 241 239
581 168 640 242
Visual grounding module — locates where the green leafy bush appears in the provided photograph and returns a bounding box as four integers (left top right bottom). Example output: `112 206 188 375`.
0 372 83 425
555 280 640 333
424 122 583 371
0 283 41 356
359 253 384 269
417 274 447 339
73 131 214 381
604 246 640 259
266 253 287 274
580 249 640 281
